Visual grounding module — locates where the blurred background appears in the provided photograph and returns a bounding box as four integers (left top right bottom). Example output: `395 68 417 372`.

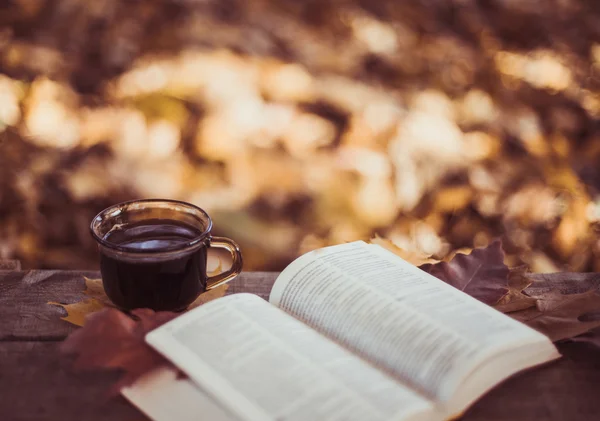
0 0 599 272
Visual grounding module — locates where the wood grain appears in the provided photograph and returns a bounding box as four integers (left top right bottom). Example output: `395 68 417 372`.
0 271 277 340
1 270 599 421
0 270 101 340
1 341 598 421
465 342 600 420
0 342 143 421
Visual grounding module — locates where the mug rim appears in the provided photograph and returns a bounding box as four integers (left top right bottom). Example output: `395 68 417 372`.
90 199 213 254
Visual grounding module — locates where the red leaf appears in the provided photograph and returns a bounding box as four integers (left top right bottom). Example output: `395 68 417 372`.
60 308 179 395
419 240 509 305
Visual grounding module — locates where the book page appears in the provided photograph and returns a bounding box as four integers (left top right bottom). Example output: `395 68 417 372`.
121 367 239 421
269 241 558 403
146 293 434 421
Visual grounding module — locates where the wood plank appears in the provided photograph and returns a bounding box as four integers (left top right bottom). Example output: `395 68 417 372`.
1 269 599 420
0 341 144 421
0 270 278 340
0 270 96 341
1 341 599 421
465 342 600 420
227 271 277 300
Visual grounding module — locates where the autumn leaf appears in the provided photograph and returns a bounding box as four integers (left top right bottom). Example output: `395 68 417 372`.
443 247 474 262
58 279 229 394
420 240 509 305
49 299 106 327
49 274 231 326
493 266 536 313
51 277 230 326
370 235 439 266
524 272 600 296
83 277 114 306
509 290 600 342
500 272 600 345
49 277 111 326
61 308 179 395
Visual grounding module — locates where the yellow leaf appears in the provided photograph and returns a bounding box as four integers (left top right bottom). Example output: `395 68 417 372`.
369 235 439 266
83 277 114 306
48 299 106 327
51 276 229 326
443 247 474 262
188 284 230 309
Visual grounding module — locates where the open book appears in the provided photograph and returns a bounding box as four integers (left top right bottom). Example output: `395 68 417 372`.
122 241 560 421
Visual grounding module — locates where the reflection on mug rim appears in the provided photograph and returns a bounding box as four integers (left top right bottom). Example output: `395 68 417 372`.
90 199 213 256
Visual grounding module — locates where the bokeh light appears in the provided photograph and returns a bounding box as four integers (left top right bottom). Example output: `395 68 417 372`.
0 0 599 272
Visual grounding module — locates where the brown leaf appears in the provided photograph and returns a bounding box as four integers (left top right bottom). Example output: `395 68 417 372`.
48 299 106 327
370 235 439 266
61 308 179 394
130 308 180 335
419 240 509 305
494 291 536 313
188 284 229 309
493 266 537 313
510 290 600 342
524 272 600 296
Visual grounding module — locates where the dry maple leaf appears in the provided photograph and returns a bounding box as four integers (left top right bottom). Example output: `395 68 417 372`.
51 277 230 326
509 290 600 342
83 277 115 306
419 240 509 305
48 299 106 327
370 235 439 266
61 308 180 395
524 272 600 296
493 266 537 313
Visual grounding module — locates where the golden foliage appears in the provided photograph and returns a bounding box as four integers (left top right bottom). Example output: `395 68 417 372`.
0 0 599 272
48 299 106 327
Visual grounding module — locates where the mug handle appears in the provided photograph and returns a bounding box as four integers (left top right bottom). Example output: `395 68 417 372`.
206 236 243 290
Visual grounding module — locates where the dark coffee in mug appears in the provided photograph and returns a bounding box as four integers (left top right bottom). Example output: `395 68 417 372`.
100 219 207 312
90 199 243 312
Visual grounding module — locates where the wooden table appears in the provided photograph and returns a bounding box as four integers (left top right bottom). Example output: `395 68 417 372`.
1 269 599 421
